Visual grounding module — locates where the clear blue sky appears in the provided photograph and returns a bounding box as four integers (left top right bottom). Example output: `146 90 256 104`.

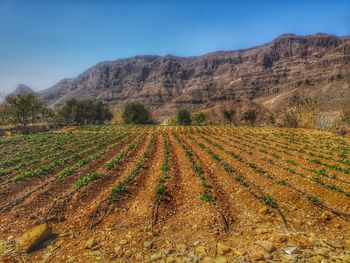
0 0 349 94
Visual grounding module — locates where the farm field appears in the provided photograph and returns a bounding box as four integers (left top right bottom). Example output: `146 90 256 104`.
0 125 350 262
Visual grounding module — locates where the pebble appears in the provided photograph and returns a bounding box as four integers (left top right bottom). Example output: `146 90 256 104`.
284 246 300 255
84 238 96 249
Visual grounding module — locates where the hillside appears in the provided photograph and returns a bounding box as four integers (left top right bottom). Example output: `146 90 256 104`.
39 33 350 119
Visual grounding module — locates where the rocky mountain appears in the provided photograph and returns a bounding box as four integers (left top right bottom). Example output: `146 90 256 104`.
9 84 35 97
39 33 350 119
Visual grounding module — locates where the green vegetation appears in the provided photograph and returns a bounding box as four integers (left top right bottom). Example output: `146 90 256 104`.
59 98 112 125
192 112 207 125
0 93 53 131
177 109 191 125
122 102 150 124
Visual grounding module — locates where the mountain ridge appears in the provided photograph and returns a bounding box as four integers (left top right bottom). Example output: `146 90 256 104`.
36 33 350 120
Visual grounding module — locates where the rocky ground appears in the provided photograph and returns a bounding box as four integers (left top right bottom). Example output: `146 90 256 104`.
1 221 350 262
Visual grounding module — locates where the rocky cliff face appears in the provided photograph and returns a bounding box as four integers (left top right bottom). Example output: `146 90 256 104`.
39 33 350 118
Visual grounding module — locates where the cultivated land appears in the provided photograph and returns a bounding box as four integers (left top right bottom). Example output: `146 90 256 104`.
0 125 350 262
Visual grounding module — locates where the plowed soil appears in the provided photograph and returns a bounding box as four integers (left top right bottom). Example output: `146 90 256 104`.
0 126 349 262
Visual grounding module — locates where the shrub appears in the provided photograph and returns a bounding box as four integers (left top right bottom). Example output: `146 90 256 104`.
192 112 207 125
122 102 150 124
242 110 258 126
177 109 191 125
223 109 236 124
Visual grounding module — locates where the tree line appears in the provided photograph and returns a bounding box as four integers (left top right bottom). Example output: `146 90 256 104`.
0 92 262 134
0 93 113 132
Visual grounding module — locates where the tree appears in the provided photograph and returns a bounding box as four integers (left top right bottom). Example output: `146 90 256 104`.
242 110 258 126
177 109 191 125
4 93 46 129
122 102 150 124
192 112 207 125
59 99 112 125
223 109 236 124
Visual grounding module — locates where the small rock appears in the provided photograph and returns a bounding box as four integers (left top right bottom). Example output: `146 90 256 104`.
125 234 132 239
284 246 300 255
144 241 154 249
84 238 97 249
193 240 200 246
119 239 128 245
256 240 276 253
217 242 232 255
17 224 52 252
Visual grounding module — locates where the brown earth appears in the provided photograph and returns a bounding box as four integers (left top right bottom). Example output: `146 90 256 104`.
0 125 350 262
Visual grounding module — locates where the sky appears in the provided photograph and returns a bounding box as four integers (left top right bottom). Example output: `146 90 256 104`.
0 0 349 95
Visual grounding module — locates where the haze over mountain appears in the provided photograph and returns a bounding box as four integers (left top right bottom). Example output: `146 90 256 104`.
37 33 350 119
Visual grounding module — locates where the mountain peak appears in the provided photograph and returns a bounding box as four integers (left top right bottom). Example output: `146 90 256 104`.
10 84 34 97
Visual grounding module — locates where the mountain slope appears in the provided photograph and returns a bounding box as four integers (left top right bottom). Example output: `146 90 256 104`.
39 33 350 118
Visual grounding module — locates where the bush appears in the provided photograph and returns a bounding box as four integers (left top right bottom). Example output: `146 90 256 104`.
59 99 112 125
177 109 191 125
223 108 236 124
122 102 150 124
242 110 258 126
192 112 207 125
